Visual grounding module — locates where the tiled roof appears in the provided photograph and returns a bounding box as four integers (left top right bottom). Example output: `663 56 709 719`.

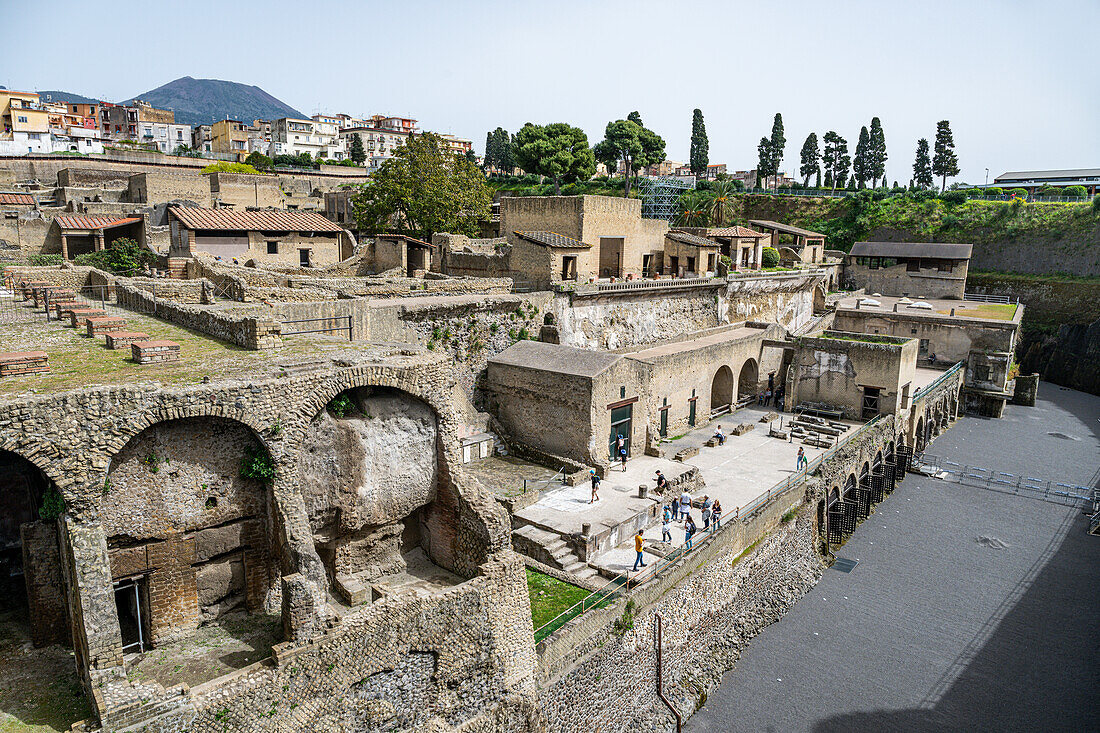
0 193 35 205
666 230 718 248
708 226 766 239
513 231 590 249
169 206 344 233
378 233 434 248
748 219 825 239
55 216 142 231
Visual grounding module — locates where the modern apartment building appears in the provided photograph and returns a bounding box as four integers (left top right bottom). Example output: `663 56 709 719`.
101 100 189 153
271 117 344 160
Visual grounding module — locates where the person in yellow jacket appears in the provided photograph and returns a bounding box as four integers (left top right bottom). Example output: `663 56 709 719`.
632 530 647 571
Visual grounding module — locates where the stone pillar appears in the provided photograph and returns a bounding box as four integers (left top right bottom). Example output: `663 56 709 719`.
753 238 763 270
94 231 105 251
60 234 69 260
58 516 124 673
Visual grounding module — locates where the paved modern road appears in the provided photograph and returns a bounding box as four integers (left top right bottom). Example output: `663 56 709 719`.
688 384 1100 733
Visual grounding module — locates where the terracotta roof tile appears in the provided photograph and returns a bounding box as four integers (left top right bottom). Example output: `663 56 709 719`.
513 231 590 249
747 220 825 239
55 216 142 231
169 206 344 233
708 226 766 239
666 230 719 247
0 193 35 205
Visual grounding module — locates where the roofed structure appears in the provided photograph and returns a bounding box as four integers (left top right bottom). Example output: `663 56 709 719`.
707 226 766 239
488 340 622 378
993 168 1100 194
55 216 142 231
665 230 718 248
169 207 344 233
0 193 35 206
748 220 825 239
513 231 590 249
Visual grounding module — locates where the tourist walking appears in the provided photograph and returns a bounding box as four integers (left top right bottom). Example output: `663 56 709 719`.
684 515 697 550
655 470 669 493
670 497 679 521
661 513 672 543
589 469 601 503
701 495 713 529
796 447 808 472
679 489 692 520
615 434 627 471
712 500 722 530
633 530 647 571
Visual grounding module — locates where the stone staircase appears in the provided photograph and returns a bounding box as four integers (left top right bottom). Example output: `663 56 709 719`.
513 524 599 582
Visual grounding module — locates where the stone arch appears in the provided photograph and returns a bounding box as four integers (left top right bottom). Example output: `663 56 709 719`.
886 441 896 462
844 473 857 498
915 416 925 452
102 414 279 648
813 283 827 313
101 404 270 464
737 358 759 402
0 448 68 648
957 382 966 417
711 365 734 411
873 450 884 470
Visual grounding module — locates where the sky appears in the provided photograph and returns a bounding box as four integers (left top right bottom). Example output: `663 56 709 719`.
2 0 1097 185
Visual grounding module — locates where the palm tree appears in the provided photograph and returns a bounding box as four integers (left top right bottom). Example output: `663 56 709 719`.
706 180 738 227
675 191 711 227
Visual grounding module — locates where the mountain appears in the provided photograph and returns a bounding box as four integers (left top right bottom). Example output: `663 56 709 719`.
35 90 104 105
123 76 306 127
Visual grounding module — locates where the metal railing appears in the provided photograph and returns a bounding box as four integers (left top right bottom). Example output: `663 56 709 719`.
963 293 1015 304
736 187 1095 203
533 573 627 643
280 315 353 340
912 362 965 402
920 454 1098 509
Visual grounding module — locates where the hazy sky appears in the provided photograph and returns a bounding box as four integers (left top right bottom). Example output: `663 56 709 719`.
2 0 1096 184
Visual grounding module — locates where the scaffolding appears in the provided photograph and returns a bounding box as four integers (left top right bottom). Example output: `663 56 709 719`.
637 176 695 221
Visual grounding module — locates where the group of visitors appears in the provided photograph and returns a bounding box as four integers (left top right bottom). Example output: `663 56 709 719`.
758 371 785 408
634 490 732 571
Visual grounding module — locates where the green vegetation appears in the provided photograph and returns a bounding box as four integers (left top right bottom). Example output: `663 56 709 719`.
488 175 634 198
781 508 798 523
799 132 820 186
73 237 155 275
817 331 908 344
935 303 1018 320
932 120 959 191
755 113 785 189
353 132 490 240
483 127 514 173
611 598 637 637
761 246 780 268
513 122 595 195
526 568 591 630
593 111 665 197
200 161 265 175
245 151 273 171
240 445 276 484
38 487 65 521
327 393 355 417
689 108 709 176
29 254 64 266
348 133 366 165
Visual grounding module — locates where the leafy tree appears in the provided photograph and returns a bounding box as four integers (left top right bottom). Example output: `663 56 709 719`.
352 132 490 240
245 151 272 171
675 190 711 227
761 246 780 268
593 112 665 197
74 237 155 275
853 126 871 188
932 120 959 191
913 138 933 189
1062 185 1087 198
799 133 820 187
868 117 887 188
349 133 366 165
513 122 595 195
497 129 514 172
689 108 709 176
822 131 849 192
706 180 738 226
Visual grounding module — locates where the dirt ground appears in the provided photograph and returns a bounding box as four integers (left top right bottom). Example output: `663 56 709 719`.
0 605 90 733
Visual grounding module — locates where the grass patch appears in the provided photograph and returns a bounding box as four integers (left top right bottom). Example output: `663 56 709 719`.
781 508 798 523
731 539 761 569
526 568 591 630
935 303 1018 321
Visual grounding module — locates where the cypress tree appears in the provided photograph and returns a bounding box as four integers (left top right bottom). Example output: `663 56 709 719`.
799 133 820 187
689 109 709 176
768 113 785 189
484 131 495 170
868 117 887 187
932 120 959 191
853 126 870 188
913 138 934 189
814 169 822 188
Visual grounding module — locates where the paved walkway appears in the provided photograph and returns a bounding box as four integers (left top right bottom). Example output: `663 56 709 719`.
688 384 1100 732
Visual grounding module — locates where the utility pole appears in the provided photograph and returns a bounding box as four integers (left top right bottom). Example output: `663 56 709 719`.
985 168 989 186
654 614 682 733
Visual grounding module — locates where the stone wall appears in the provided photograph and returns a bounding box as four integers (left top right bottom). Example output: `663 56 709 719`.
115 283 282 349
0 352 532 731
844 260 968 299
128 172 210 206
208 172 283 209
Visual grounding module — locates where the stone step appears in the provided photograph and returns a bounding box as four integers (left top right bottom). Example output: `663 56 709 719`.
514 523 558 545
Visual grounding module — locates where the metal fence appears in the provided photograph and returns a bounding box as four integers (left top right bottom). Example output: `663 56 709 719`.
280 315 353 340
963 293 1015 304
920 454 1098 510
737 187 1094 203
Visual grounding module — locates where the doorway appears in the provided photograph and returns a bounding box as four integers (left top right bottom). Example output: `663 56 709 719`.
114 577 151 654
561 255 577 281
598 237 624 278
861 387 881 420
299 248 311 267
609 404 633 460
659 400 669 437
711 366 734 412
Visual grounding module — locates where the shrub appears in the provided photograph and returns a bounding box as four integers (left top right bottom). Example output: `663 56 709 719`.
29 254 64 266
73 237 155 275
240 445 276 484
201 161 264 175
327 393 355 417
1062 185 1087 198
939 190 968 205
761 247 780 268
967 188 986 198
38 487 65 521
983 187 1004 197
1009 188 1028 198
1093 195 1100 213
245 151 272 171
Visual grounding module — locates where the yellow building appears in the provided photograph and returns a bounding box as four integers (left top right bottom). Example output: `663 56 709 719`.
211 119 250 157
0 90 48 136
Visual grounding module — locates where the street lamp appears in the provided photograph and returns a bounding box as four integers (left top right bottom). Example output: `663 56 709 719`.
985 168 989 186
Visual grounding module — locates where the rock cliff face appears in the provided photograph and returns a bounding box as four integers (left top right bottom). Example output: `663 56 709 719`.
298 387 439 580
1023 318 1100 396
